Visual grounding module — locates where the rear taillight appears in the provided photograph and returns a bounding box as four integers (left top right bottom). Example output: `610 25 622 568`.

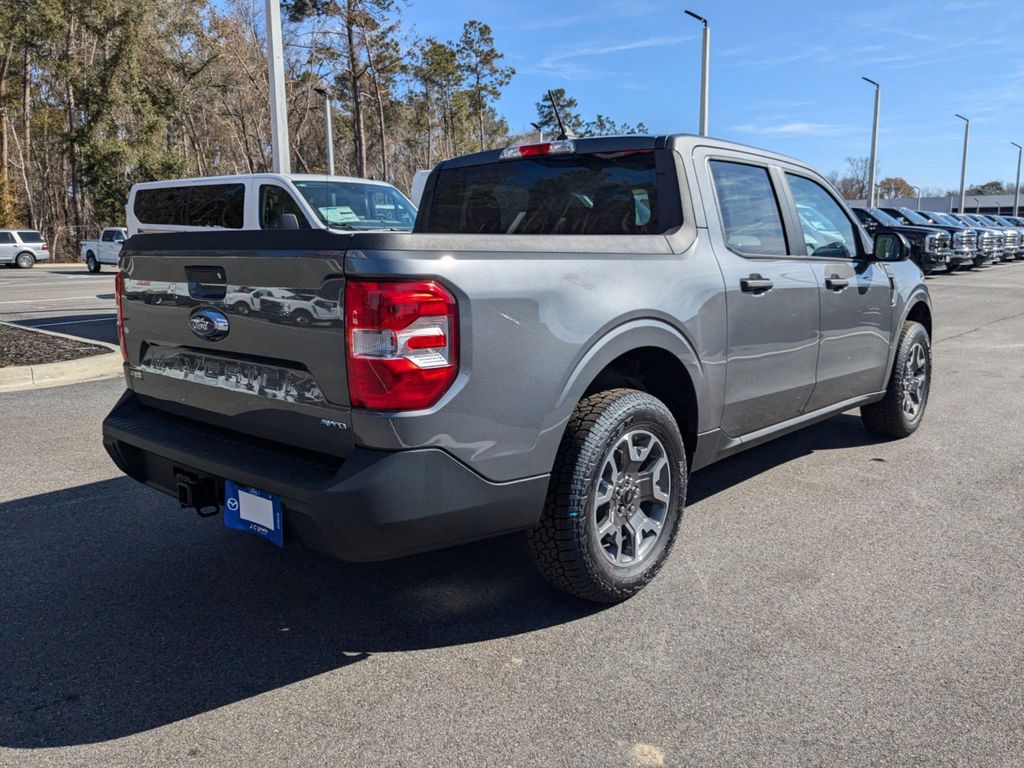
346 280 458 410
41 243 48 251
115 271 127 361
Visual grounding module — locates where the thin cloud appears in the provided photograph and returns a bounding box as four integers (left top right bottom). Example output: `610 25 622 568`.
522 35 694 80
733 122 857 137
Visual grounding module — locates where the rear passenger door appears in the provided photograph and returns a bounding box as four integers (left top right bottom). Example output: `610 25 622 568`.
781 171 893 409
699 151 820 437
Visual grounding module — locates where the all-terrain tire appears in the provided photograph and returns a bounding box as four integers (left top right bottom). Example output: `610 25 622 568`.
861 320 931 439
527 389 687 603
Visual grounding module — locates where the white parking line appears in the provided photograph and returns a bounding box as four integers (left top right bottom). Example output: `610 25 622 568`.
0 295 109 305
25 318 114 328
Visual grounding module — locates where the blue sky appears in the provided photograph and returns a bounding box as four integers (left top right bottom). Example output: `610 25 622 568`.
401 0 1024 191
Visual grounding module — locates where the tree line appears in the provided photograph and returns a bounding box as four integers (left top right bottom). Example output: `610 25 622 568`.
0 0 644 260
827 156 1019 202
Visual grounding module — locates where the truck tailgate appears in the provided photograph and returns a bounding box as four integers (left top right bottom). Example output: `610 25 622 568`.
120 230 354 458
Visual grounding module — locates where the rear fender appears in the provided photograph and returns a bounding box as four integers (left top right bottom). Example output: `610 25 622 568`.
553 319 708 429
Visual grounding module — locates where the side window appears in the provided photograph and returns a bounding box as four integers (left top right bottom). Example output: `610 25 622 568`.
101 229 114 242
259 185 310 229
188 184 245 229
0 232 14 244
709 160 788 255
787 174 860 259
134 187 187 225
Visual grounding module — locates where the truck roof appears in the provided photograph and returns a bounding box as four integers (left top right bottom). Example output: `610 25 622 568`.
130 173 397 189
437 134 818 175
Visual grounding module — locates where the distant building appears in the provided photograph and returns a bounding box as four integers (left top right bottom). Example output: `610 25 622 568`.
849 194 1022 216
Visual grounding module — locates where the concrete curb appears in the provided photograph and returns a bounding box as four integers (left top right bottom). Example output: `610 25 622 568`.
0 321 122 394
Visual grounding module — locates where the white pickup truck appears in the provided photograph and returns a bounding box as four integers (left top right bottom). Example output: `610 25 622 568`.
80 227 127 272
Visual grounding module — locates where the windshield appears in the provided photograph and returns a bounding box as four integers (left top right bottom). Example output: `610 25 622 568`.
898 208 931 225
932 213 962 226
292 180 417 231
867 208 901 226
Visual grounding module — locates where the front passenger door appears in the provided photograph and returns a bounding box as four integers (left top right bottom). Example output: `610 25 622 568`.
784 173 893 409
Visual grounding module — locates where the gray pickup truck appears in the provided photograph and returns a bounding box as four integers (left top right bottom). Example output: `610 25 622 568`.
103 135 932 603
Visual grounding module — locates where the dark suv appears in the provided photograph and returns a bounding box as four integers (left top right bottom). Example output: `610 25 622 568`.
853 208 957 274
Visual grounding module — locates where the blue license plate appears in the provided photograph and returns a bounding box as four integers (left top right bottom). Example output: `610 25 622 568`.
224 481 283 547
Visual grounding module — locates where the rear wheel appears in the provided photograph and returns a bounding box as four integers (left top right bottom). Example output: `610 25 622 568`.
291 309 313 326
861 320 931 439
86 253 100 273
527 389 687 603
15 252 34 269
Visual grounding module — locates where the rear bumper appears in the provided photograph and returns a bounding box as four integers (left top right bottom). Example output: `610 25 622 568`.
102 391 548 561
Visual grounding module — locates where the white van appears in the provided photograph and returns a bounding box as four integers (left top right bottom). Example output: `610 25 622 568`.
126 174 418 236
410 169 432 208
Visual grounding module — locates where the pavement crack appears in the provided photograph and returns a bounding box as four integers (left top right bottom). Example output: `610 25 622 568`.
936 308 1024 345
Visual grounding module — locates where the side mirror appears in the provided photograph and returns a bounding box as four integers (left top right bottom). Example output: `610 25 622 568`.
276 213 300 230
113 236 125 244
873 231 910 262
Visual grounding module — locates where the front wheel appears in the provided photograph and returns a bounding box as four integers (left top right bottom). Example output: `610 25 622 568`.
527 389 687 603
15 252 34 269
861 320 931 439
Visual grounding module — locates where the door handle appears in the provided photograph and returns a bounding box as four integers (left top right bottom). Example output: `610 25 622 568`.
825 275 850 291
740 275 774 294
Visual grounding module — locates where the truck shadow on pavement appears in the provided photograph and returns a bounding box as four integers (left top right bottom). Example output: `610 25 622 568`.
0 413 880 748
687 414 880 504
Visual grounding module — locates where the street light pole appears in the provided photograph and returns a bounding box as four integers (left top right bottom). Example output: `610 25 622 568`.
863 78 880 208
685 10 710 137
265 0 290 174
1012 142 1022 217
956 114 969 215
314 88 335 175
910 186 921 210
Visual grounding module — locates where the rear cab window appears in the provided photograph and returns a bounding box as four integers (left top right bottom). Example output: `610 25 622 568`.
421 148 681 235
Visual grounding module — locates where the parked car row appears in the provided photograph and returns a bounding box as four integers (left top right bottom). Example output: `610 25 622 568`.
853 206 1024 274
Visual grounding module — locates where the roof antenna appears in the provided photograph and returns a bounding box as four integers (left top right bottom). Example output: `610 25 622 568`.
547 90 571 140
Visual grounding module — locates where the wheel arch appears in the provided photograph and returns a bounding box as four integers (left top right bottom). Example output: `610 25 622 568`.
905 299 932 339
555 321 706 465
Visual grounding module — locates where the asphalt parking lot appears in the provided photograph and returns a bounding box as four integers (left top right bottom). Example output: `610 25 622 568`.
0 264 117 345
1 262 1022 767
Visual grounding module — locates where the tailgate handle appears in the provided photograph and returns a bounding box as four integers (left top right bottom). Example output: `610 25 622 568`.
186 266 228 300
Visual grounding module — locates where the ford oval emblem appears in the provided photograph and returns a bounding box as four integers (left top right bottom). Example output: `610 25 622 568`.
189 308 230 341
